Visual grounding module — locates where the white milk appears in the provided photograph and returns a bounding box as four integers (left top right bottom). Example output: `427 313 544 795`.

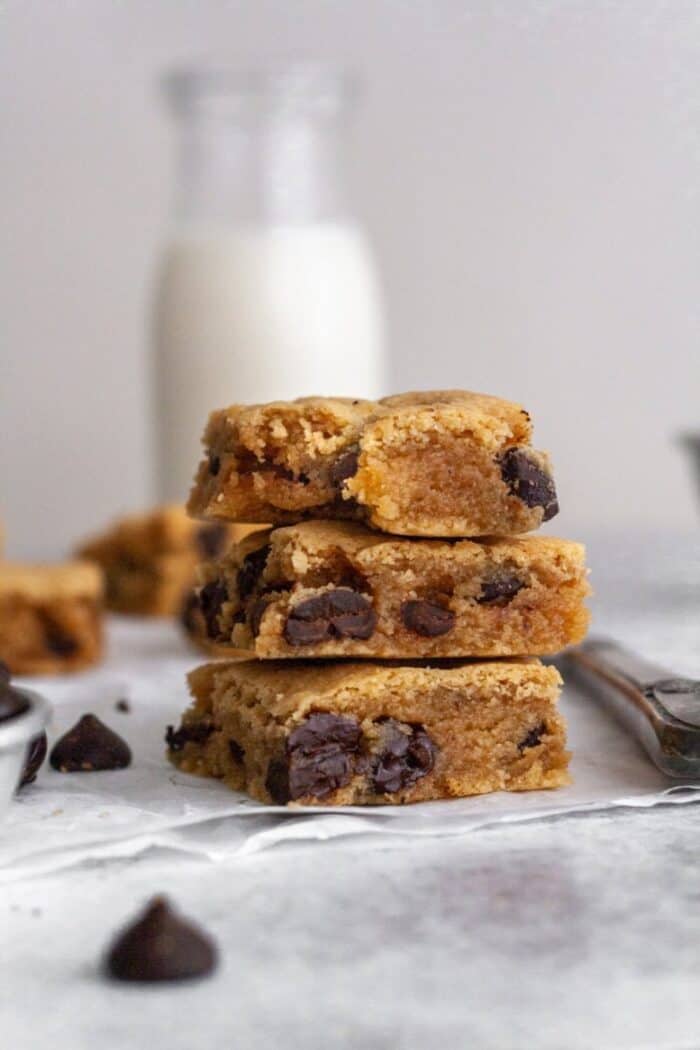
153 223 386 502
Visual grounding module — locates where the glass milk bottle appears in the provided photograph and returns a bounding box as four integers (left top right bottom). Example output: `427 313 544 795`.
153 66 387 502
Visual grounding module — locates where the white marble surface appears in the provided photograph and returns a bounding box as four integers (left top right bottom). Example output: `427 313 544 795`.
2 532 699 1050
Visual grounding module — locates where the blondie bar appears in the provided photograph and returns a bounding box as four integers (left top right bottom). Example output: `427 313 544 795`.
78 506 244 617
197 521 589 659
0 562 103 674
187 391 559 537
168 658 569 805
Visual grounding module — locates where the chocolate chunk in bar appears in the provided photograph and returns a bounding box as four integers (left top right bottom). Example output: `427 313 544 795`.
196 523 229 560
106 897 217 982
499 447 559 521
199 579 228 640
49 714 132 772
266 712 362 802
283 588 376 646
371 718 437 794
165 721 213 753
477 572 524 605
329 447 360 488
400 599 455 637
237 545 270 599
518 722 546 752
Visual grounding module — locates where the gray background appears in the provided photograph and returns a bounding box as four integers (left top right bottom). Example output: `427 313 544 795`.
1 0 698 558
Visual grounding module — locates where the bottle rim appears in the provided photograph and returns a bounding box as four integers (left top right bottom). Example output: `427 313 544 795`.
163 62 359 118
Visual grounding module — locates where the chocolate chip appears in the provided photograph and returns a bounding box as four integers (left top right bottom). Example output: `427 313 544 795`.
283 588 376 646
499 447 559 521
165 721 213 753
400 600 455 638
43 620 78 657
209 453 221 476
19 732 47 787
329 447 360 488
196 523 228 559
50 714 132 772
518 722 546 752
266 712 363 803
115 699 131 713
229 739 245 763
237 545 270 599
249 592 276 637
180 590 200 635
477 572 525 605
105 897 217 983
237 450 310 484
199 579 228 640
265 759 292 804
371 718 437 794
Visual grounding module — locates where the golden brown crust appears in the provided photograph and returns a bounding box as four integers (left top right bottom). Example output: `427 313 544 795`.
77 507 251 617
186 391 554 537
0 562 104 674
170 658 569 806
198 521 590 659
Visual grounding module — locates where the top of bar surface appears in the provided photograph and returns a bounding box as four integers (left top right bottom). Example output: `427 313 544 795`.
188 390 559 537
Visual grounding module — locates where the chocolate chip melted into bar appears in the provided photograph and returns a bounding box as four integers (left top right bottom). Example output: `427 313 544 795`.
329 446 360 489
283 588 377 646
266 713 362 803
265 711 438 803
499 447 559 521
371 718 437 794
196 523 229 559
518 722 546 752
400 599 455 637
165 721 214 753
477 572 524 605
199 579 228 640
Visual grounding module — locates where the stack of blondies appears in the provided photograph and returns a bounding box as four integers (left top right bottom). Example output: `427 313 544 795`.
167 391 590 806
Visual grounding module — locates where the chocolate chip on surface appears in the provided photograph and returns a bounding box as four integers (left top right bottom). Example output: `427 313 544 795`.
18 732 47 787
477 572 525 605
196 523 229 559
400 599 455 637
329 447 360 488
115 699 131 713
165 721 213 753
208 453 221 476
518 722 546 752
371 718 437 794
50 714 132 772
266 712 363 803
499 447 559 521
237 545 270 599
283 588 376 646
106 896 217 983
199 579 228 640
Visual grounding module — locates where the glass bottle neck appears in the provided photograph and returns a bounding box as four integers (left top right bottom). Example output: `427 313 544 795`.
168 69 356 228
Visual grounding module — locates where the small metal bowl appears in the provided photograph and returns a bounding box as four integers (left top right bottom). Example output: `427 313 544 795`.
0 687 51 820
